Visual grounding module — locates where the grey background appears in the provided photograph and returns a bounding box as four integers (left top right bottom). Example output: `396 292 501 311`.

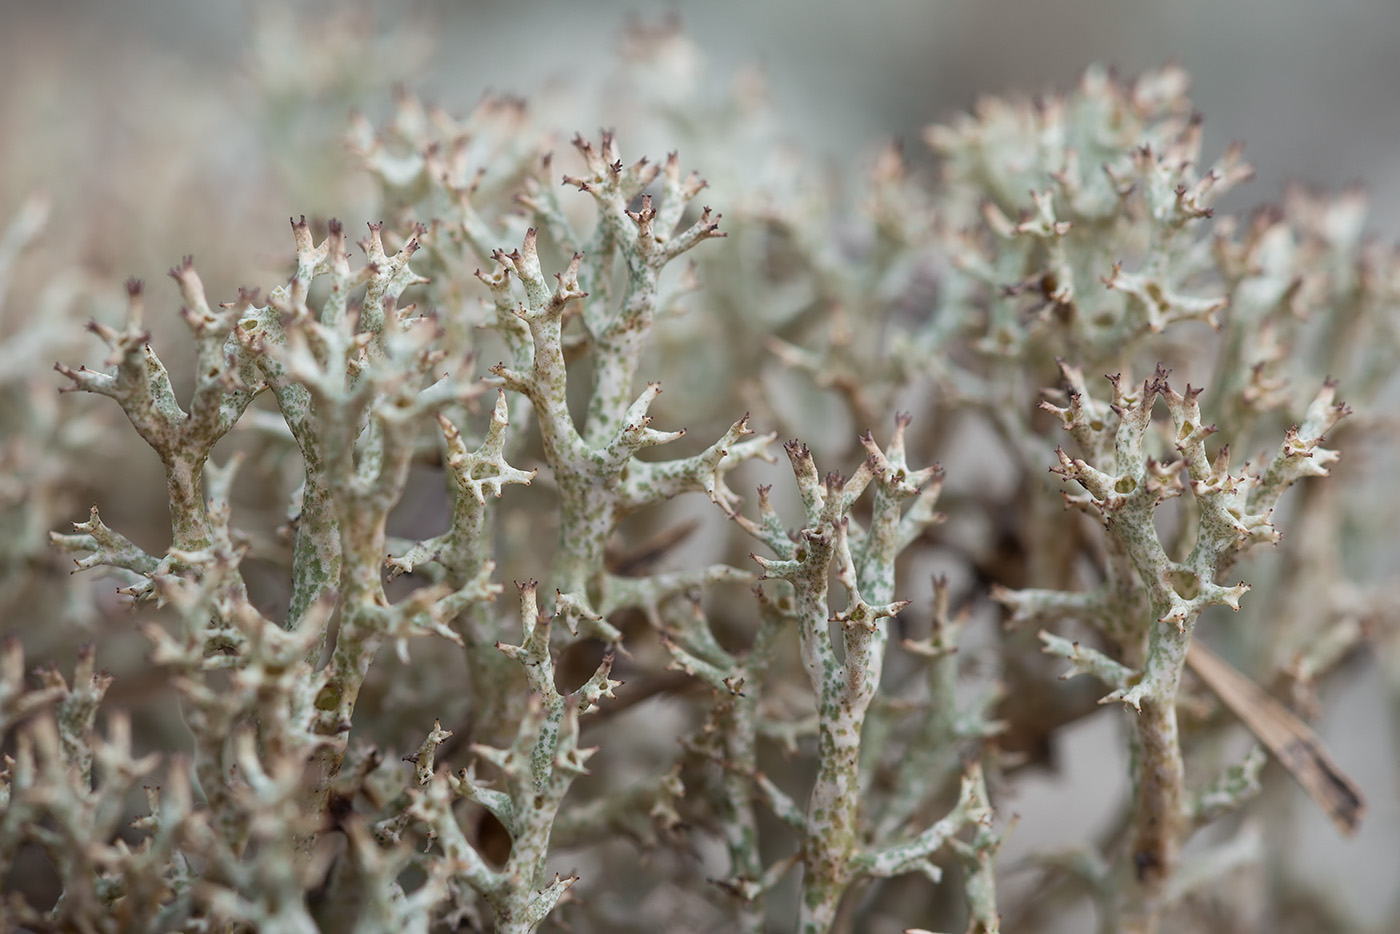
7 0 1400 224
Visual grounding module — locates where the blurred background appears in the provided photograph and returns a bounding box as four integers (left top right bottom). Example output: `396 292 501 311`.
6 0 1400 278
2 1 1397 929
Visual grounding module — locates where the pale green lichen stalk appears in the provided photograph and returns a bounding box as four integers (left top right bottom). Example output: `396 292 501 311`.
1000 365 1348 929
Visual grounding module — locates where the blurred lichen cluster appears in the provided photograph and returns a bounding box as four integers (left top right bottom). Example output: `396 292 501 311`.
2 13 1398 934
